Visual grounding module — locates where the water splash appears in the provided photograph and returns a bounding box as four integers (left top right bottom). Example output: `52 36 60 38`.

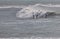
16 4 55 19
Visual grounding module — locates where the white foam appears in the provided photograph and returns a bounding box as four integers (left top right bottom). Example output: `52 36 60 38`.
0 37 60 39
0 4 60 8
35 3 60 7
16 4 54 18
0 5 27 8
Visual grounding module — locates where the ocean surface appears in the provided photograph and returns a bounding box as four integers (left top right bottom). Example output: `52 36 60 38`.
0 0 60 38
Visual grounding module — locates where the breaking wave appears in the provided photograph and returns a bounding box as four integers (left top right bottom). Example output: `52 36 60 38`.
0 3 60 8
0 5 26 8
16 3 60 19
35 3 60 7
0 3 60 19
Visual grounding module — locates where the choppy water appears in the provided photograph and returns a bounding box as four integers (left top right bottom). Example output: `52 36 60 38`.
0 0 60 38
0 8 60 38
0 0 60 5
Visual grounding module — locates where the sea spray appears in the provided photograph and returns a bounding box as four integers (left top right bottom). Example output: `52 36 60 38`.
16 4 55 19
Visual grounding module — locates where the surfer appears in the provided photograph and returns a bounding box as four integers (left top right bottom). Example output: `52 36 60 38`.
32 12 37 19
32 12 34 19
33 12 41 19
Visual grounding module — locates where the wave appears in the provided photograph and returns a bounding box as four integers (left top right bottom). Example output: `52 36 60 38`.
0 4 60 8
0 4 60 19
0 3 60 8
16 4 57 19
34 3 60 7
0 5 27 8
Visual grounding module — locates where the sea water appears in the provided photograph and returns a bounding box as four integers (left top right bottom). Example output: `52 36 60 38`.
0 0 60 39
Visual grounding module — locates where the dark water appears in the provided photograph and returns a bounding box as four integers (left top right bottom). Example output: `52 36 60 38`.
0 0 60 6
0 8 60 38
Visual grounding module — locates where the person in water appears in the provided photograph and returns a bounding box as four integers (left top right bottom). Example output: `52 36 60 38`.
32 12 34 19
32 12 40 19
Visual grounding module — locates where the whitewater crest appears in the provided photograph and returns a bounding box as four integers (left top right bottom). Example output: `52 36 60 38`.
16 4 56 19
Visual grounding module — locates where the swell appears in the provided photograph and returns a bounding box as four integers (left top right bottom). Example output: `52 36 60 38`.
16 3 60 19
35 3 60 7
0 5 27 8
0 4 60 19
